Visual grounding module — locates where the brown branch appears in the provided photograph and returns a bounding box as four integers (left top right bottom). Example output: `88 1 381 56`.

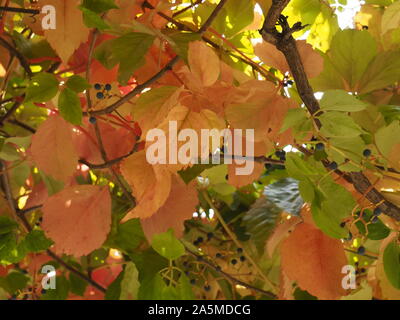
260 3 400 221
79 144 137 169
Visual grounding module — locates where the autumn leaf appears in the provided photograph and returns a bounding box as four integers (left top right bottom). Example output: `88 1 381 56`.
72 119 136 164
254 40 323 78
141 175 198 241
187 41 220 88
42 0 90 63
42 185 112 257
30 114 78 182
280 222 348 299
121 150 172 220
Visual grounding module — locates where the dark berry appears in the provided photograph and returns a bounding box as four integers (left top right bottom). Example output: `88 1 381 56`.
193 240 199 246
197 236 204 243
96 92 104 99
231 259 238 265
89 116 97 124
275 150 285 158
207 232 214 240
182 261 188 267
357 246 366 255
360 268 366 273
363 149 372 157
215 266 221 272
287 80 294 86
340 221 346 228
105 83 112 91
215 253 222 259
328 161 338 170
41 289 46 294
240 256 246 262
316 143 325 151
190 279 196 285
185 271 190 276
373 207 382 216
237 248 243 254
264 163 272 170
94 83 101 90
204 285 211 292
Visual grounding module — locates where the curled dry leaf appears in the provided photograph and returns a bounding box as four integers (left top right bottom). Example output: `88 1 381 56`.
280 222 348 299
42 185 112 257
30 114 78 182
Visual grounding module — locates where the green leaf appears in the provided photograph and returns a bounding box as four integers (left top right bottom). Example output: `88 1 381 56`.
355 210 390 240
0 272 29 295
25 73 59 103
69 272 88 297
106 219 145 254
264 178 303 216
379 105 400 124
151 229 185 260
58 88 82 125
320 90 367 112
221 0 254 38
80 7 110 31
280 108 312 135
81 0 118 13
177 273 195 299
381 0 400 34
65 75 91 93
0 217 18 235
110 33 155 84
22 230 53 252
120 262 139 300
319 111 364 137
105 270 123 300
358 50 400 94
375 121 400 157
383 240 400 290
285 152 326 181
41 276 70 300
138 273 179 300
312 179 355 238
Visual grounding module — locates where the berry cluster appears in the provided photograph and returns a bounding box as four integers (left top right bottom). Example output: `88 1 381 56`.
94 83 112 100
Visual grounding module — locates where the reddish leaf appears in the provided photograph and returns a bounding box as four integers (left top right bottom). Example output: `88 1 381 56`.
30 114 78 182
42 185 112 257
280 222 347 299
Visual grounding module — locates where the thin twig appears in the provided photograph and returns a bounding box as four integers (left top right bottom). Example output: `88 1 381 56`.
0 37 32 78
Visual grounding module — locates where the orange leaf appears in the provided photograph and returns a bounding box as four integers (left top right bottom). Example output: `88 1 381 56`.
30 114 78 182
42 0 90 62
141 175 198 241
120 150 172 220
280 222 347 299
188 41 220 88
254 40 323 78
42 185 111 257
